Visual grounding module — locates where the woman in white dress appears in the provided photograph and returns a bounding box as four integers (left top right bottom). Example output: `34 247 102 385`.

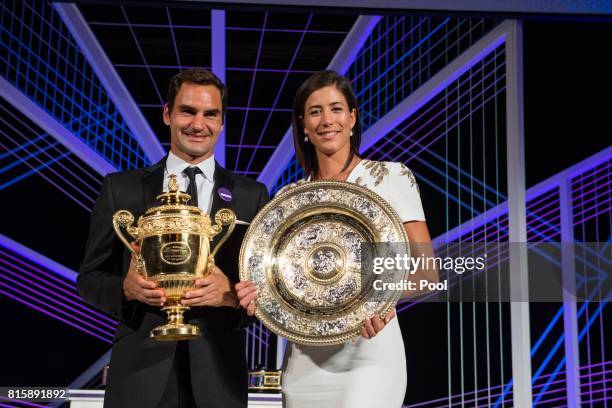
236 70 436 407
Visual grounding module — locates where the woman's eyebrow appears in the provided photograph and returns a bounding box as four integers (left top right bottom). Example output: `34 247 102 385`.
306 101 344 110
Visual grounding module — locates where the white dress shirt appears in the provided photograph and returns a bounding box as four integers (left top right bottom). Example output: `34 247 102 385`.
163 151 216 213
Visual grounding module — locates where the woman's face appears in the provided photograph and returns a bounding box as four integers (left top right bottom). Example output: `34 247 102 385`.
302 85 356 158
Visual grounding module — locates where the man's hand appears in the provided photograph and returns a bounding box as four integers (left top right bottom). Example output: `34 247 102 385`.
182 266 238 308
122 242 166 306
235 280 257 316
360 309 395 339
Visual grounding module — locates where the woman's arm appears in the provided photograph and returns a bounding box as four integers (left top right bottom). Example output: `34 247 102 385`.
361 221 438 339
403 221 439 299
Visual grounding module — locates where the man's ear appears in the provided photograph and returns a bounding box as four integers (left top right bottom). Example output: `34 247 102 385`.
163 103 171 125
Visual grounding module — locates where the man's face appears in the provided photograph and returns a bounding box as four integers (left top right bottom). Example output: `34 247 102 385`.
163 83 224 164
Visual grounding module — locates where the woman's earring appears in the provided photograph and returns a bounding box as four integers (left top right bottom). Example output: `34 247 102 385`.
350 130 354 137
304 136 309 143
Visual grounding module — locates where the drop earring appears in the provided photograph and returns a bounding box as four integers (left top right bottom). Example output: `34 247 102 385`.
350 130 354 137
304 131 309 143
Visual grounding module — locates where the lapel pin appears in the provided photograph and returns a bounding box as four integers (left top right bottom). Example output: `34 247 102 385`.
218 187 233 202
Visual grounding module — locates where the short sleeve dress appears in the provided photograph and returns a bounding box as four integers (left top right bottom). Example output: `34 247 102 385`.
281 159 426 408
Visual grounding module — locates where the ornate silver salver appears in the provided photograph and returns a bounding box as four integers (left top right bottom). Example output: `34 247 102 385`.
239 180 409 345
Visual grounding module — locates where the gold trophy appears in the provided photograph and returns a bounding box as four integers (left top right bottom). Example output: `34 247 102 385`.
113 175 236 341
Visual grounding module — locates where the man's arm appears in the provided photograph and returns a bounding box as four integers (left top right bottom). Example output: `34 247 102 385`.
78 175 131 320
78 175 165 323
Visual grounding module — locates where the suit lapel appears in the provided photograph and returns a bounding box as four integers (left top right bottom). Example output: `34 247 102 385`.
209 162 240 258
142 157 166 210
210 162 236 218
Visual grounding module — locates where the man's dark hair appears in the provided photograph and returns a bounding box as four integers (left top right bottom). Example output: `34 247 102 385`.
166 69 228 118
292 70 362 179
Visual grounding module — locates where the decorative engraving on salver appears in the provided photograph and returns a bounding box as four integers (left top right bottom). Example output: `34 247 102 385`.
352 196 380 220
342 231 361 262
288 263 308 290
248 255 264 282
262 206 284 235
297 189 331 205
309 248 339 277
295 224 325 247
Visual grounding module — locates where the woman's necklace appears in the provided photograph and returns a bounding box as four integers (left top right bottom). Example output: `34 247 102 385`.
316 158 361 182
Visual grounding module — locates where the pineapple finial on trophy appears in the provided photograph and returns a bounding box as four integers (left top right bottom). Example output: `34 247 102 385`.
168 174 179 192
157 174 191 206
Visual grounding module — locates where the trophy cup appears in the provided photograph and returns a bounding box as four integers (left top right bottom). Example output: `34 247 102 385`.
113 175 236 341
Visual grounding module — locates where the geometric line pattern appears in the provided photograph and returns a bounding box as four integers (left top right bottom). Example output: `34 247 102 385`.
402 360 611 407
0 1 149 171
351 16 499 131
0 238 117 344
364 44 507 227
0 97 103 210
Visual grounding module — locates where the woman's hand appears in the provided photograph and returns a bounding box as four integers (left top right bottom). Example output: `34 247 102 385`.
360 309 396 339
235 280 258 316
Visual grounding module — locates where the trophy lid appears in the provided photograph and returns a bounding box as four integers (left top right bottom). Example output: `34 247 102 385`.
146 174 202 215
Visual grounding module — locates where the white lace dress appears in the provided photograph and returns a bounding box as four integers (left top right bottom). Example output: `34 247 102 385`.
281 160 426 408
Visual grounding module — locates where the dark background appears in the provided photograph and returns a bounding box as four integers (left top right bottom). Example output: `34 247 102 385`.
1 6 610 404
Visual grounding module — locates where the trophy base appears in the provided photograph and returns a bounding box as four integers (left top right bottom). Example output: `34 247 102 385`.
150 324 201 341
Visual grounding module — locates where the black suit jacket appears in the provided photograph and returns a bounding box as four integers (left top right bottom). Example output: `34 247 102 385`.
78 157 270 408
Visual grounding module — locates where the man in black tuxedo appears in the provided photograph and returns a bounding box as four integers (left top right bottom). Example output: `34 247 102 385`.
79 69 269 408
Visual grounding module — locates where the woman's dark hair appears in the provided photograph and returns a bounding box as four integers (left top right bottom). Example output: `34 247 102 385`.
166 69 228 121
292 70 362 178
